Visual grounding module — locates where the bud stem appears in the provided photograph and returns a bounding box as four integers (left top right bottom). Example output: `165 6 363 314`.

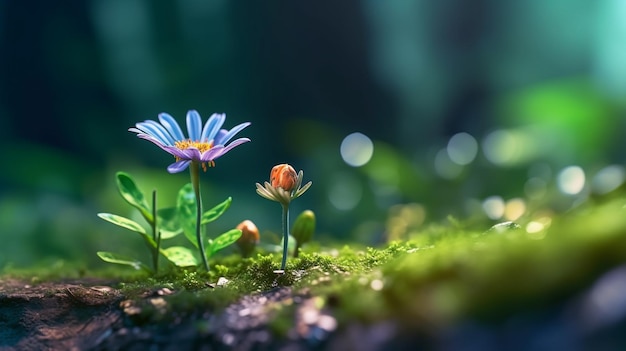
280 204 290 270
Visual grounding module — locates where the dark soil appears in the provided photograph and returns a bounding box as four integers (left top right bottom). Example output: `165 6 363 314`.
2 274 626 351
0 278 394 351
0 278 122 351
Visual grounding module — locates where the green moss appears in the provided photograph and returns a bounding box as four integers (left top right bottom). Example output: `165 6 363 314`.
4 199 626 333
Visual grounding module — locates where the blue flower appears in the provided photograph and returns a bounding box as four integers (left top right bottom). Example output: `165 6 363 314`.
129 110 251 173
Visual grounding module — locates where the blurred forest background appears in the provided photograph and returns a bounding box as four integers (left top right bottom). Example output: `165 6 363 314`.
1 0 626 268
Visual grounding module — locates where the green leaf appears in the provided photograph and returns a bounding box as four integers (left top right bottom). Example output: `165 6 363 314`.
201 197 232 224
98 213 146 234
97 251 151 272
116 172 153 223
98 213 158 250
176 183 199 248
157 207 182 239
209 229 242 256
161 246 198 267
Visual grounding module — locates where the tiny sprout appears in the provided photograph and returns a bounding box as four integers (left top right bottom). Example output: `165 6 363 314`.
291 210 316 257
236 220 260 257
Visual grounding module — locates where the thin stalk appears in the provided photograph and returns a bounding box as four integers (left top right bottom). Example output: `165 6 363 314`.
280 204 290 270
190 161 210 271
152 190 161 274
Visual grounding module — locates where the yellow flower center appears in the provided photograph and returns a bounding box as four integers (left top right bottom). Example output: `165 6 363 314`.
175 139 213 153
174 140 215 171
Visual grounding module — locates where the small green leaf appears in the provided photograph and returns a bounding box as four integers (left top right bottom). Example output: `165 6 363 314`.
98 213 146 234
177 183 199 248
201 197 232 224
98 213 158 250
209 229 242 256
157 207 182 239
97 251 151 272
161 246 198 267
116 172 153 223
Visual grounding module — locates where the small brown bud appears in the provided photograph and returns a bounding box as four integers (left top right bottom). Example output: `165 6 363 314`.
270 164 298 192
236 220 260 257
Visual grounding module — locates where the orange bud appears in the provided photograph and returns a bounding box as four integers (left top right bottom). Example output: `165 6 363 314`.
270 164 298 192
236 220 260 257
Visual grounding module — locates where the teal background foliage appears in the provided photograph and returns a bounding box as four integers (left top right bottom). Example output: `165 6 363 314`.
1 1 626 267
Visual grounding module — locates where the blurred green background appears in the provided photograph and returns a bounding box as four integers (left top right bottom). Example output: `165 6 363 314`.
1 0 626 268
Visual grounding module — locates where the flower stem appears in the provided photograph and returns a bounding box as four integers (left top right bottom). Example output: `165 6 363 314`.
280 204 290 270
190 161 209 271
152 190 161 274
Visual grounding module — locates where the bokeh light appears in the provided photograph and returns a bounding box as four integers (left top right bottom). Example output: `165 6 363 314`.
526 216 551 240
482 129 535 166
482 196 505 220
592 165 625 195
504 198 526 221
340 132 374 167
447 132 478 166
557 166 586 195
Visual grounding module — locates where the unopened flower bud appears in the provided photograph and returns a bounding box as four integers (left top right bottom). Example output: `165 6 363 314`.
270 164 298 192
291 210 315 257
236 220 260 257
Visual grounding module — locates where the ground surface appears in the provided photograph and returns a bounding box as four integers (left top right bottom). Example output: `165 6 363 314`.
2 271 626 351
0 277 373 351
4 201 626 350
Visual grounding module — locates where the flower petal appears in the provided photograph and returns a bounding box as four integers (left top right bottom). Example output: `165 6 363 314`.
199 145 225 162
134 121 175 146
255 182 273 197
161 145 191 159
213 130 227 145
167 160 191 173
136 133 175 154
186 110 202 141
143 120 178 144
158 113 185 141
211 138 250 160
295 170 304 191
200 113 225 143
214 122 251 146
182 147 203 162
256 184 277 202
294 181 312 198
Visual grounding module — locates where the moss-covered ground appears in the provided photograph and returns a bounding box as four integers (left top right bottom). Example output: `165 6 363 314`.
3 198 626 349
